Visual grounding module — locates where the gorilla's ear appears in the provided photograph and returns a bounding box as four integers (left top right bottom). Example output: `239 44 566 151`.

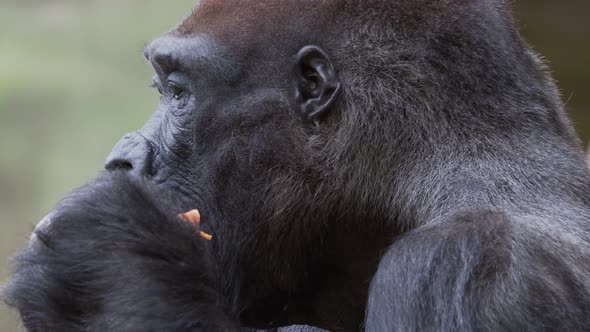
293 45 341 120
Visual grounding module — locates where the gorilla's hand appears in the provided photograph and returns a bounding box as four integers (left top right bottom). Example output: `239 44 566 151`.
2 172 237 331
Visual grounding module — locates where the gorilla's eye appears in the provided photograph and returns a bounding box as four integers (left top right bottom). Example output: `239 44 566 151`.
168 82 185 100
167 72 190 100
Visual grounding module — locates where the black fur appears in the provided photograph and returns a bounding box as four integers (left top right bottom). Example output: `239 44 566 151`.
4 0 590 331
2 172 237 331
367 210 590 331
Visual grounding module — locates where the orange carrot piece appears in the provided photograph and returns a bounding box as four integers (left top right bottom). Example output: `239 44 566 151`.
199 231 213 241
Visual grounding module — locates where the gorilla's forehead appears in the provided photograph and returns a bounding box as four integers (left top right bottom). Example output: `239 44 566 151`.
174 0 339 41
172 0 484 44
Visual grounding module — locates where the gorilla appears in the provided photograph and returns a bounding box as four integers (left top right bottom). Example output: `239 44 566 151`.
4 0 590 331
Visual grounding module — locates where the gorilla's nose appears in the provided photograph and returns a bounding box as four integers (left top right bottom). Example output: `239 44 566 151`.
105 132 155 175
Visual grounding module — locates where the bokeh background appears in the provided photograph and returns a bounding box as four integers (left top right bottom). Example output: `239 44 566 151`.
0 0 588 330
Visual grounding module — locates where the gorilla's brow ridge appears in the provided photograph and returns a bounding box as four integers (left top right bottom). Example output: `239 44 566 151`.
144 36 233 80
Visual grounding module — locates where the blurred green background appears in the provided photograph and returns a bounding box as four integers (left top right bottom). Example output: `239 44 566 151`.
0 0 588 330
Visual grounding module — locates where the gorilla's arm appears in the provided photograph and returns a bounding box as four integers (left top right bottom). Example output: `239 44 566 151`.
366 210 590 331
2 172 238 331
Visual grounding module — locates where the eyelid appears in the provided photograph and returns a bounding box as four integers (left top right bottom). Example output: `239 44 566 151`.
167 72 190 87
167 79 186 88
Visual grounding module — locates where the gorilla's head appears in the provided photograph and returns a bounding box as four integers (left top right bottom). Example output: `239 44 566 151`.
103 0 585 327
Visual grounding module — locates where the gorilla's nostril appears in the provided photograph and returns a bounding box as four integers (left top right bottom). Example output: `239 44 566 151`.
105 159 133 171
105 132 155 175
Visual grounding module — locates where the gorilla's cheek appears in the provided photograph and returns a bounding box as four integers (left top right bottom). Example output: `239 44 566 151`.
158 100 198 154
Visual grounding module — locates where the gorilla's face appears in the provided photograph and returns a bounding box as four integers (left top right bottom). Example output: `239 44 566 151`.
106 18 339 212
107 34 294 205
104 2 343 322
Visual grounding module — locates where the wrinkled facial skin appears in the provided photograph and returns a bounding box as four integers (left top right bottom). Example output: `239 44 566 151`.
108 35 297 324
105 1 348 328
108 34 294 198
